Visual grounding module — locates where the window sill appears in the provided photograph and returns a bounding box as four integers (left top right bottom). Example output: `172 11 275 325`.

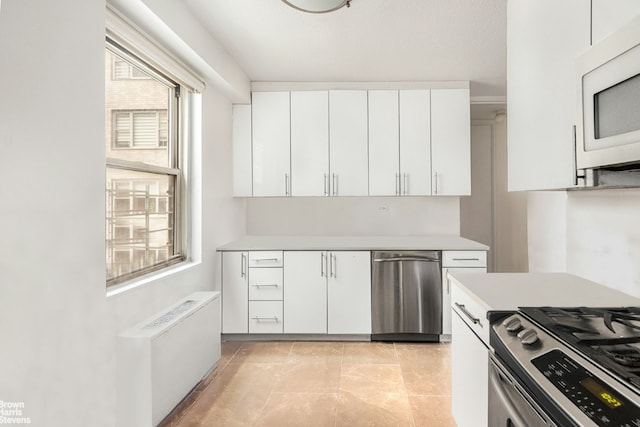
106 259 201 298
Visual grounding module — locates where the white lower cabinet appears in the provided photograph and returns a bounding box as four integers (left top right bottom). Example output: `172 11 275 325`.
442 250 487 335
283 250 371 335
328 251 371 334
451 309 488 427
249 301 283 334
283 251 328 334
222 252 248 333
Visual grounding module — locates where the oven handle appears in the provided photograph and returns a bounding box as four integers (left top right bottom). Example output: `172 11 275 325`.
489 358 531 427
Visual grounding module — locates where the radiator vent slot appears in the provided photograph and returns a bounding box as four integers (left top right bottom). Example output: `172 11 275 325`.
143 299 198 329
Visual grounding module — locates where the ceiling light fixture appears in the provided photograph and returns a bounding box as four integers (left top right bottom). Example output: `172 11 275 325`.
282 0 351 14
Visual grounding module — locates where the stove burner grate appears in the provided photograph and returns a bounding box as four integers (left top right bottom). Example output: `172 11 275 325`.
601 345 640 367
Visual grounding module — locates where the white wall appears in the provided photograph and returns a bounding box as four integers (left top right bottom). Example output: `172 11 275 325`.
246 196 460 236
0 1 248 426
527 189 640 298
0 1 111 425
492 116 528 272
566 189 640 298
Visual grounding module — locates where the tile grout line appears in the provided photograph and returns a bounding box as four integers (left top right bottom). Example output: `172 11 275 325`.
394 342 418 427
334 341 344 427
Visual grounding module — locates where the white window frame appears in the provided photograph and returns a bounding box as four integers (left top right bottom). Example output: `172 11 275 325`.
105 9 202 287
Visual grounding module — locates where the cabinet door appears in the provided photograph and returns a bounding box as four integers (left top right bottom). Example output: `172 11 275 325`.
451 310 488 427
431 89 470 196
283 251 328 334
329 90 369 196
399 90 431 196
222 252 248 333
368 90 400 196
232 105 252 197
507 0 590 191
291 91 329 196
441 267 486 335
592 0 640 44
327 251 371 334
252 91 291 197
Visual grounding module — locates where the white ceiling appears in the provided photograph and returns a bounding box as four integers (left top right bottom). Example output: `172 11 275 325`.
182 0 507 100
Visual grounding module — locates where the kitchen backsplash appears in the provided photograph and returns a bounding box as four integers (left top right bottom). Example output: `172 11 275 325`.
245 196 460 236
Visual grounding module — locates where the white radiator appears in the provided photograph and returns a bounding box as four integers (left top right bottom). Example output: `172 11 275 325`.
117 291 221 427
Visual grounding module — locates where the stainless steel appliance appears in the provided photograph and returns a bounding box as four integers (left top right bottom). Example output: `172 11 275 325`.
371 251 441 341
576 15 640 171
490 307 640 426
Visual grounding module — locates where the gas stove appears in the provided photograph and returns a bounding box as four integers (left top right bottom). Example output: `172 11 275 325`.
490 307 640 427
520 307 640 391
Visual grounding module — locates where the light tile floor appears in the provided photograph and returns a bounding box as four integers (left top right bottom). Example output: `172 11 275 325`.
160 340 456 427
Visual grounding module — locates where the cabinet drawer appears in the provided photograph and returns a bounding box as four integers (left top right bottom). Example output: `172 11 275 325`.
249 268 283 301
249 301 283 334
248 251 283 267
451 282 489 346
443 251 487 268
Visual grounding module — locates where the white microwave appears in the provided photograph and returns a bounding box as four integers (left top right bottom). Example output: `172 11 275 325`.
576 15 640 170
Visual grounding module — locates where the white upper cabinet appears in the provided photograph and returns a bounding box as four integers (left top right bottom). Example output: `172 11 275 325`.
399 90 431 196
232 105 252 197
252 91 291 197
592 0 640 44
431 89 470 195
329 90 369 196
368 90 400 196
290 91 329 197
507 0 590 191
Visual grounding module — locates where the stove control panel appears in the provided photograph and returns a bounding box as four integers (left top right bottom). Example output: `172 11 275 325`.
532 349 640 426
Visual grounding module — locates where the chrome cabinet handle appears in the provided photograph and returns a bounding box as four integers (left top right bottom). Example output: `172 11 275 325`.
321 252 325 277
329 253 336 278
452 258 480 261
324 173 328 196
403 173 408 195
252 283 279 288
433 172 439 195
252 316 279 322
455 303 481 326
241 253 246 278
285 173 290 196
395 173 400 195
332 173 337 196
255 258 279 263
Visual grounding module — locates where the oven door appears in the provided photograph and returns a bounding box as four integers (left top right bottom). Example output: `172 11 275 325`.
489 355 556 427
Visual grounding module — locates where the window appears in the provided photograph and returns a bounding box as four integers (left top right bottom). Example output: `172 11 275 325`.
105 39 185 286
112 57 150 80
112 110 168 149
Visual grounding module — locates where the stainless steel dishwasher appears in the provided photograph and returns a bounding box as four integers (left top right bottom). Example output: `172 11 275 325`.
371 251 442 341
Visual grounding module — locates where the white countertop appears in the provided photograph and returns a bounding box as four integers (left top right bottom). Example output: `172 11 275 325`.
217 235 489 251
448 272 640 315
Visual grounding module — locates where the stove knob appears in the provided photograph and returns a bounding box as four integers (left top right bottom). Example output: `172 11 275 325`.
517 328 539 345
503 317 522 333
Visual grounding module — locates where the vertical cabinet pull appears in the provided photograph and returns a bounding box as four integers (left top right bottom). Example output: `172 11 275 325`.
324 173 328 196
433 172 439 195
403 173 408 195
332 173 337 196
285 173 290 196
395 173 400 195
329 253 336 278
240 253 246 278
321 252 325 277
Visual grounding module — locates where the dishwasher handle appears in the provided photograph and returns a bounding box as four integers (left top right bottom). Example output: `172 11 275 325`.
373 256 440 263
